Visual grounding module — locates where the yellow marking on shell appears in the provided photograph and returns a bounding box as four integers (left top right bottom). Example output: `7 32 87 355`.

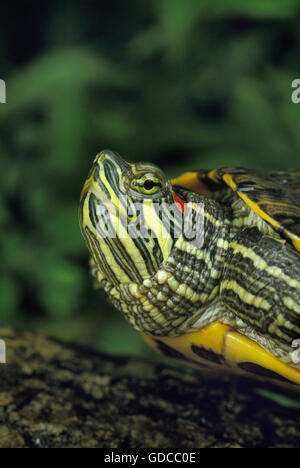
260 201 294 208
208 169 220 184
232 209 281 238
223 173 300 253
143 322 300 385
224 329 300 385
143 322 230 362
290 234 300 252
171 172 211 195
221 280 271 310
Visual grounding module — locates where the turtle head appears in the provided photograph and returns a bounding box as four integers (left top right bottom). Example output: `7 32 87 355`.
80 150 216 335
79 150 177 288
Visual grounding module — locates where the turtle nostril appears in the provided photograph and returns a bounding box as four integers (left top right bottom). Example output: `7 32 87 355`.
98 152 108 162
96 150 119 164
93 153 105 164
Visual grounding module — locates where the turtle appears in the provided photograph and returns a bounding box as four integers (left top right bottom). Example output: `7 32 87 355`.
79 150 300 387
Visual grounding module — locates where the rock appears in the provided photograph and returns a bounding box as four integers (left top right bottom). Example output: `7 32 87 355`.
0 328 299 448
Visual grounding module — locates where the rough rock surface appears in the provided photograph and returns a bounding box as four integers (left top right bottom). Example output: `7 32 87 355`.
0 328 299 448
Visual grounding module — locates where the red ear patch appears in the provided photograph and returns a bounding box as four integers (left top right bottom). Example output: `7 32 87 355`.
172 192 186 213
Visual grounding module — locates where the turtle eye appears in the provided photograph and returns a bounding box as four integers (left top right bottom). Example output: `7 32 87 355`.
131 173 163 195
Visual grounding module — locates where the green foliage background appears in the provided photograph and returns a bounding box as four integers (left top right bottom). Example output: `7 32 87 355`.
1 0 300 358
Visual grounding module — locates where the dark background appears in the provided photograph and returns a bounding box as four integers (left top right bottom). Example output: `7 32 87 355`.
1 0 300 359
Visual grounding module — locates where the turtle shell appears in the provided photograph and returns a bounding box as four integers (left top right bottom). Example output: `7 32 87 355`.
171 167 300 253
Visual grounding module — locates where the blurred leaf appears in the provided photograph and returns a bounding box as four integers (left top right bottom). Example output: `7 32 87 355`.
41 261 83 318
97 319 150 357
0 277 20 323
44 204 85 254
